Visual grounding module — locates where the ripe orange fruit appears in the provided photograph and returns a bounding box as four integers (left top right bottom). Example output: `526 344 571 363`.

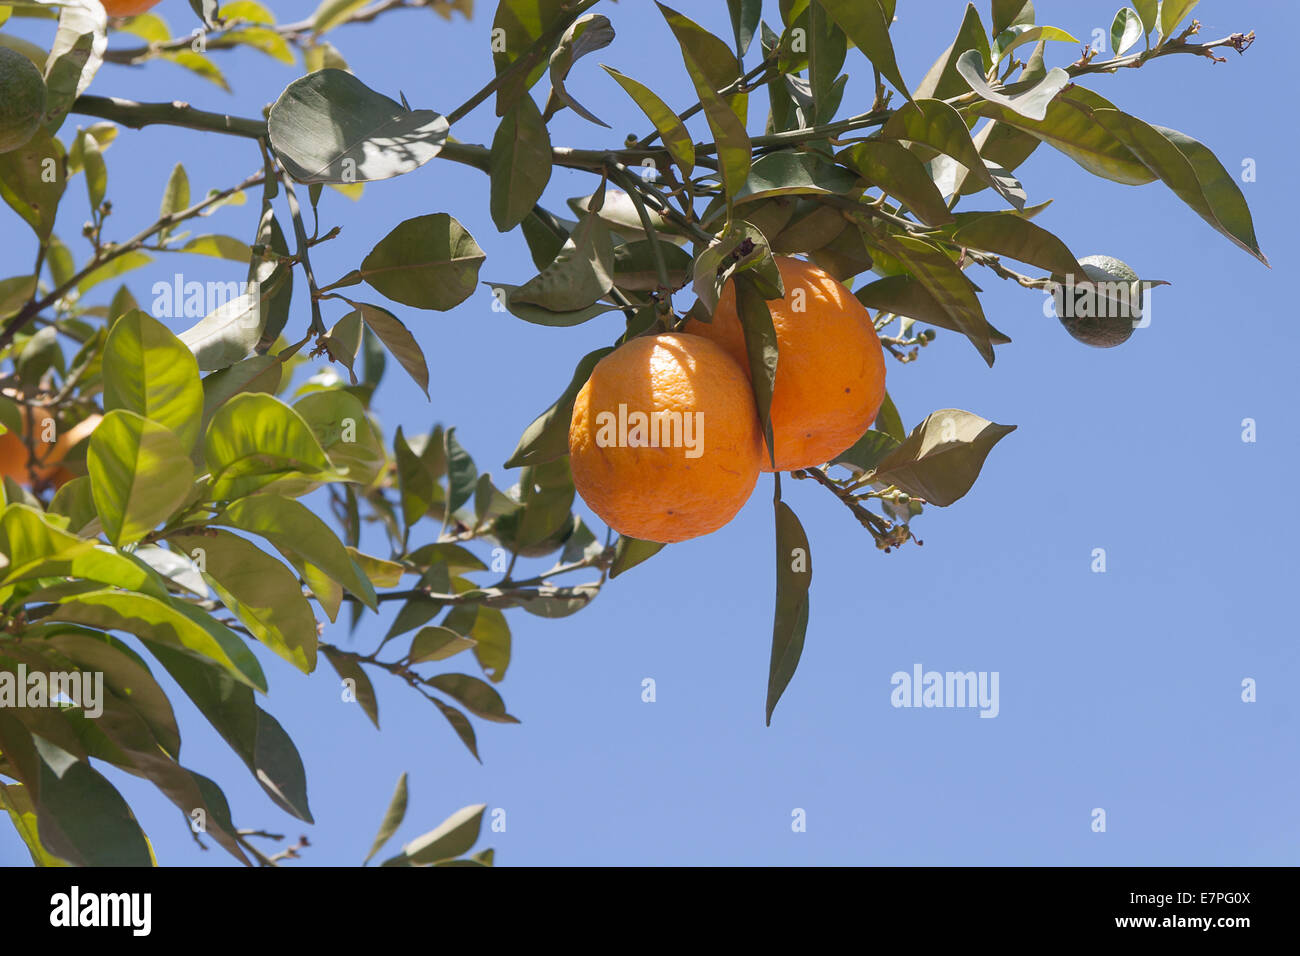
101 0 165 16
568 333 762 543
0 412 101 490
684 256 886 472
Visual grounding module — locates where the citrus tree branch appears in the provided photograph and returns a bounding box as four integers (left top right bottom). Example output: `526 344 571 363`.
0 169 266 351
101 0 422 65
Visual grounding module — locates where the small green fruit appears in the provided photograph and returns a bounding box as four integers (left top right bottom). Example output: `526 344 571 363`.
0 47 47 154
1052 254 1143 349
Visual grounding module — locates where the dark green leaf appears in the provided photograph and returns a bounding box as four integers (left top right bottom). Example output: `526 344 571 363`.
544 14 615 126
268 69 449 183
428 674 518 723
357 213 485 311
490 95 552 232
832 429 900 474
505 347 614 469
817 0 910 101
511 213 614 312
322 646 380 728
915 2 990 101
954 49 1069 121
869 408 1016 506
837 141 954 226
609 536 664 579
766 500 811 725
363 772 408 864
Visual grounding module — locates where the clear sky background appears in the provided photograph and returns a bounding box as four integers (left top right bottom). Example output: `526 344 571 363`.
2 0 1295 866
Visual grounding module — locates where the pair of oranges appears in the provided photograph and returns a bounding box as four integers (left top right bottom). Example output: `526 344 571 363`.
569 257 887 543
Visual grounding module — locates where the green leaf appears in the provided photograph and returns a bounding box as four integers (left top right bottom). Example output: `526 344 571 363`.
43 6 106 132
489 94 552 232
219 494 378 610
10 738 152 866
489 283 620 328
969 91 1156 186
833 429 900 474
293 389 386 486
172 528 318 673
467 606 510 682
875 390 905 442
1088 109 1268 266
443 427 478 515
766 500 811 725
837 141 954 226
180 234 254 262
396 803 486 865
883 99 1022 208
659 3 750 203
612 239 693 292
161 49 230 91
0 128 67 241
1133 0 1159 36
609 536 663 579
692 220 782 313
428 673 518 723
511 213 614 312
655 4 744 114
867 230 996 364
204 392 336 500
989 24 1077 65
311 0 368 33
268 69 449 184
869 408 1016 506
855 274 1012 346
103 310 204 452
915 1 990 101
430 698 479 761
733 275 779 465
726 0 762 56
491 0 569 115
356 213 485 310
81 133 106 211
954 49 1069 122
950 210 1081 276
601 66 694 177
87 410 193 547
504 347 614 469
1158 0 1199 42
144 642 313 822
0 784 70 866
0 275 37 319
1111 8 1144 56
0 504 165 596
409 626 475 664
816 0 910 102
345 301 430 398
158 162 190 240
322 645 379 728
49 588 267 692
991 0 1035 35
363 772 408 864
177 287 267 373
733 150 858 206
544 13 615 127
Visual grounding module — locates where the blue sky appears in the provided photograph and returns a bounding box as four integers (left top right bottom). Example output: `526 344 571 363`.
2 0 1295 866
